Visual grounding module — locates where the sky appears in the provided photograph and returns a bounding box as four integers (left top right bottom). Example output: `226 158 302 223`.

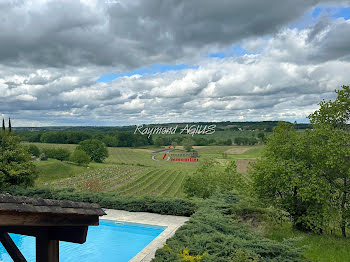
1 0 350 127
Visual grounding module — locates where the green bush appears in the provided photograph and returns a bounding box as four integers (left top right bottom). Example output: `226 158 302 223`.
0 132 37 188
0 186 197 216
153 193 303 262
39 153 47 161
26 144 40 157
42 148 71 161
77 139 108 163
184 160 245 199
183 138 194 152
70 149 90 166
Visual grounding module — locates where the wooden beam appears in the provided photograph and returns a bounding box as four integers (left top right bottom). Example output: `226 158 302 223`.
49 226 88 244
0 232 27 262
0 212 99 227
36 230 59 262
1 226 89 244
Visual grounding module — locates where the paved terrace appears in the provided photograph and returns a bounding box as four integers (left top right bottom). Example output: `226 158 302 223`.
103 209 190 262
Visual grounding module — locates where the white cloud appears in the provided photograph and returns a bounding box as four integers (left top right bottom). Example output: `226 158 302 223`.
1 1 350 125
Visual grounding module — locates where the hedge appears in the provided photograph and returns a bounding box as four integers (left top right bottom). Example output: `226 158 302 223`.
0 186 197 217
153 193 303 262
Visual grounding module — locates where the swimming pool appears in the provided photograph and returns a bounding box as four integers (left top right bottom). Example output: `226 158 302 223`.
0 220 165 262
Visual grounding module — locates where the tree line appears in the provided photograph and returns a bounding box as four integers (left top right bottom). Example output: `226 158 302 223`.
17 130 268 147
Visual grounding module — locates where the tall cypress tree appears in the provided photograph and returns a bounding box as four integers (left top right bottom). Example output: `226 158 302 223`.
2 118 5 131
8 118 11 132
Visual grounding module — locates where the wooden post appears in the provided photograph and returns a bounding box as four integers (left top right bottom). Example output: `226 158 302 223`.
0 232 27 262
36 230 59 262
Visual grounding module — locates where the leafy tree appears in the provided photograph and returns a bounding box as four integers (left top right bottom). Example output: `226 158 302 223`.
40 132 67 144
0 132 37 188
77 139 109 163
102 135 118 147
183 138 194 152
70 149 90 166
27 144 40 157
251 123 330 232
309 85 349 130
54 148 71 161
252 86 350 235
184 160 243 198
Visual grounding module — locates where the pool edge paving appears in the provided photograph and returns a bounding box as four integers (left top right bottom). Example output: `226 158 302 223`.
103 209 190 262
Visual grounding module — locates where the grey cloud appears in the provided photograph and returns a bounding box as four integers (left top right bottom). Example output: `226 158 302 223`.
1 1 350 126
0 0 330 69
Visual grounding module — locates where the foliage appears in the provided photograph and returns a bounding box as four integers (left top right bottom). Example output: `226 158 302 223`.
234 137 258 145
252 86 350 235
117 132 152 147
39 153 47 161
42 147 71 161
69 149 90 166
26 144 40 157
102 134 119 147
257 132 266 143
179 248 207 262
153 193 303 262
183 138 194 152
0 186 198 216
77 139 109 163
40 131 92 144
0 132 37 188
309 85 349 130
184 161 246 199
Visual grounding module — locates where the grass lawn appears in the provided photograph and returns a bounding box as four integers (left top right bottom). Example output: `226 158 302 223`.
264 222 350 262
34 159 107 185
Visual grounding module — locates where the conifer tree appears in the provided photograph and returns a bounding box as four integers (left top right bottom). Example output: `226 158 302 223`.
8 118 11 132
2 118 5 131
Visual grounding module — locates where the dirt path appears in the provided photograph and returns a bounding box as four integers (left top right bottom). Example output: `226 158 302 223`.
224 146 252 154
236 159 255 173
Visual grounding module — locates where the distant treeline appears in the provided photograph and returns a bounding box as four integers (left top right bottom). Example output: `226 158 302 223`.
18 131 152 147
13 121 312 133
17 130 235 147
14 121 313 147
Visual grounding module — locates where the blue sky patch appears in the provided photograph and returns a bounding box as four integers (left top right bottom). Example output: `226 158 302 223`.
208 45 257 59
332 7 350 19
97 63 199 83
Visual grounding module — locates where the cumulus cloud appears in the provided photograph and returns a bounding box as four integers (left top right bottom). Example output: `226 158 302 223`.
0 0 350 126
0 0 338 68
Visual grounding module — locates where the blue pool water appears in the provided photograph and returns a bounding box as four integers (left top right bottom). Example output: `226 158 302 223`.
0 220 165 262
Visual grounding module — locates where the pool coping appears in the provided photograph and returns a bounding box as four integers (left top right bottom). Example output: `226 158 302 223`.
103 209 190 262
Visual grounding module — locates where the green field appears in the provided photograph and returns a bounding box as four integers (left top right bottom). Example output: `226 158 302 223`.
29 143 263 196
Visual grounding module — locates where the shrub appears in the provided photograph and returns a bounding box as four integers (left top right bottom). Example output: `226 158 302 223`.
70 149 90 166
77 139 108 163
0 132 37 188
26 144 40 157
183 138 194 152
39 153 47 161
153 193 303 262
42 148 71 161
0 186 197 216
184 160 245 199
